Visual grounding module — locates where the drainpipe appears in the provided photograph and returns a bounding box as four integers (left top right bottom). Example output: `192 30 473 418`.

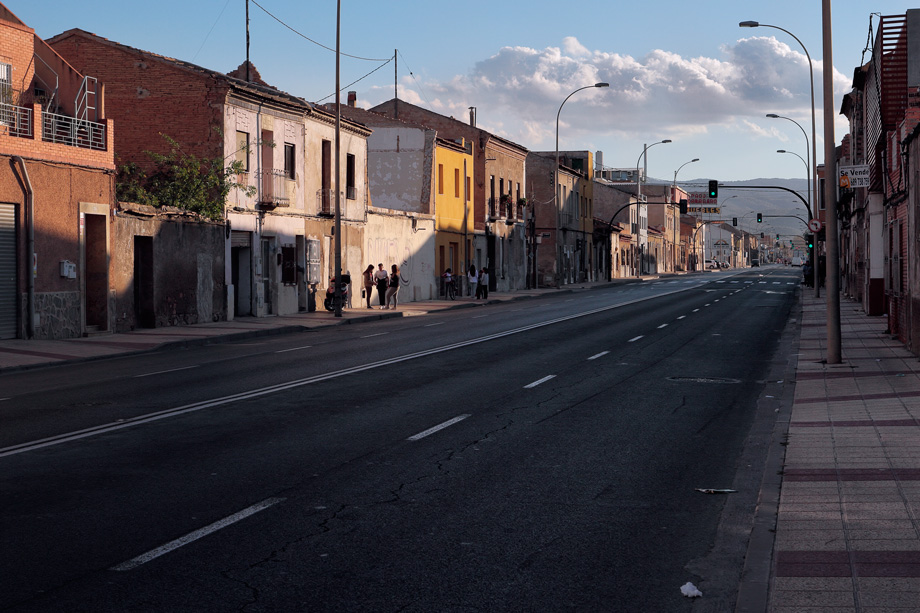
13 156 34 338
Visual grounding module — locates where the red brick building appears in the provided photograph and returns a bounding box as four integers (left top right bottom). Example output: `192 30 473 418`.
0 4 115 339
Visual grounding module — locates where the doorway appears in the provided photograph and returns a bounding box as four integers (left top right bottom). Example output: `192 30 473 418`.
133 236 154 328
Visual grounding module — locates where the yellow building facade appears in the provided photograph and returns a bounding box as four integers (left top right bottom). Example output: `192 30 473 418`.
434 138 475 286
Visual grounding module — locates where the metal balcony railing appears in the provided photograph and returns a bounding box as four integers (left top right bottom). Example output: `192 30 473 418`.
42 111 105 150
316 188 349 216
258 169 290 208
0 102 33 138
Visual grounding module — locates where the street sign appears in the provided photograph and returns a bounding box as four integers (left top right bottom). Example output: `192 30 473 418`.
808 218 823 232
688 192 717 205
688 207 720 214
839 165 869 189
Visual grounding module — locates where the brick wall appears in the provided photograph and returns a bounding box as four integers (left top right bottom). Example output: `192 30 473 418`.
48 33 227 173
0 17 35 93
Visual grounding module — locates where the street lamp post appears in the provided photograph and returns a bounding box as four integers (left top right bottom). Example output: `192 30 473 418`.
768 114 812 218
740 21 818 226
672 158 699 188
554 82 609 287
671 158 698 272
636 139 671 274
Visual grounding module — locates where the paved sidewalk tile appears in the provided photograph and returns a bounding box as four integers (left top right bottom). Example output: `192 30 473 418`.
770 293 920 612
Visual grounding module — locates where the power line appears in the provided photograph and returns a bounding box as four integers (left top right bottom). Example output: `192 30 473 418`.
315 58 394 104
398 49 432 108
250 0 390 62
192 0 233 62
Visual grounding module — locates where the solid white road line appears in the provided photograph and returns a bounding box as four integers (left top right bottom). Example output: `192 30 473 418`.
134 366 199 378
361 332 389 338
274 345 312 353
1 284 700 459
110 497 285 571
407 414 471 441
524 375 556 389
628 336 643 343
587 351 609 360
425 322 445 327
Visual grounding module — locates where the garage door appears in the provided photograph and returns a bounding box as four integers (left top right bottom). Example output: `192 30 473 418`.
0 203 16 339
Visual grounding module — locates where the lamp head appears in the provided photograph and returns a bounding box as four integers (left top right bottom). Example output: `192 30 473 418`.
777 149 787 153
595 82 610 88
739 20 760 28
766 113 780 118
661 139 672 144
690 158 700 162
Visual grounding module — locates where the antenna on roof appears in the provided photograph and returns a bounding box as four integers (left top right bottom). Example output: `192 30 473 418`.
245 0 251 82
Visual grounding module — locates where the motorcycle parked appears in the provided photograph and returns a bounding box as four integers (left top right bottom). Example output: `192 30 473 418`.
324 274 351 312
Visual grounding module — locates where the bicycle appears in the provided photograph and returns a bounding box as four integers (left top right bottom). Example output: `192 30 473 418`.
444 278 457 300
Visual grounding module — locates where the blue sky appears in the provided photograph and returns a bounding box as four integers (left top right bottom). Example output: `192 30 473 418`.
11 0 916 184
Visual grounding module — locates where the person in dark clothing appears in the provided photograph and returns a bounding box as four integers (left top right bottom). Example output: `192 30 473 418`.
374 263 388 308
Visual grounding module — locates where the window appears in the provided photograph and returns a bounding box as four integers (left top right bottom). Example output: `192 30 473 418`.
0 62 11 103
346 153 356 199
489 175 495 216
454 168 460 198
438 164 444 194
236 131 249 171
284 143 295 180
466 177 471 202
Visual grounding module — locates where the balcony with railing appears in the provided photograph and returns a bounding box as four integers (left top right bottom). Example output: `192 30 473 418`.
257 169 291 209
0 86 33 138
42 111 106 150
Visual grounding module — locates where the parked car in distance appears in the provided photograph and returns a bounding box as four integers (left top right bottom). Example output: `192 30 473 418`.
706 259 719 269
719 261 730 268
792 256 803 266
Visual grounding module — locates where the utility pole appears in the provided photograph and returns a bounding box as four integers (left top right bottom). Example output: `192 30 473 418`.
822 0 841 362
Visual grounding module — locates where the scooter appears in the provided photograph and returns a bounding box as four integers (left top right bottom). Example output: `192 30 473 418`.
323 274 351 312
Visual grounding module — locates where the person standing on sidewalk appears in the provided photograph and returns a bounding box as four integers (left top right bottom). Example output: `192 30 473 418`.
479 266 489 299
385 264 401 309
468 265 478 299
374 263 388 308
362 264 375 309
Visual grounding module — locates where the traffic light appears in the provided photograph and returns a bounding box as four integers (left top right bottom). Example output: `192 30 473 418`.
732 217 737 226
679 199 688 214
760 232 764 238
756 213 762 223
805 234 814 249
708 180 718 198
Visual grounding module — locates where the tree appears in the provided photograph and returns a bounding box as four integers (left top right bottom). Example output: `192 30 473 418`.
116 134 255 220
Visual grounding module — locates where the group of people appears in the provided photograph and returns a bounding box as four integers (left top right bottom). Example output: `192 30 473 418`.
442 265 489 299
359 262 491 311
362 263 401 310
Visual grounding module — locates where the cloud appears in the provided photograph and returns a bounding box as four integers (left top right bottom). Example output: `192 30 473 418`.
364 35 851 152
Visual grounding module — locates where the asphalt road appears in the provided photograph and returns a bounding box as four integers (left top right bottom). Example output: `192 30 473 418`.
0 267 801 612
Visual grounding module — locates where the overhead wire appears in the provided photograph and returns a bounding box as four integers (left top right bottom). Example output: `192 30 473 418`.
250 0 390 61
192 0 233 62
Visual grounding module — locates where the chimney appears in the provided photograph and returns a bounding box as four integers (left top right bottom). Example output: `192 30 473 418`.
347 91 357 107
469 106 476 127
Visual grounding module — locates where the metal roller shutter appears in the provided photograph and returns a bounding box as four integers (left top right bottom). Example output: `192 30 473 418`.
0 204 16 339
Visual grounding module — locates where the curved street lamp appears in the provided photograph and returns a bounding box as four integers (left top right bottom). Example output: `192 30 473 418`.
673 157 700 188
553 82 609 287
741 21 817 220
635 139 671 275
768 114 811 216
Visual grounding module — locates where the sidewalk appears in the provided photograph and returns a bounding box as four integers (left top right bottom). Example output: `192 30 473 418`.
768 293 920 611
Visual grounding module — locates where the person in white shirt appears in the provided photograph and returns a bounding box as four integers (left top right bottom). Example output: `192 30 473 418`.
374 263 389 308
478 266 489 299
467 265 478 298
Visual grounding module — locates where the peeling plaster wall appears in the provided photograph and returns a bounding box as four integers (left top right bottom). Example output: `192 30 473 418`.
368 126 432 213
365 210 436 303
